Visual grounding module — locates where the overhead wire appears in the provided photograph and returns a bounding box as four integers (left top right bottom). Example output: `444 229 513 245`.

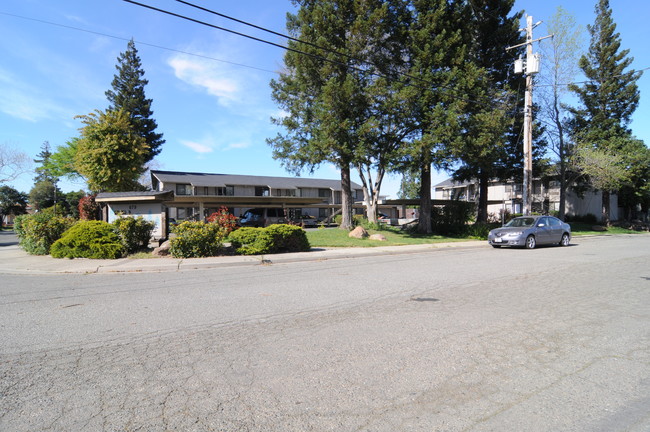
0 11 277 74
123 0 506 109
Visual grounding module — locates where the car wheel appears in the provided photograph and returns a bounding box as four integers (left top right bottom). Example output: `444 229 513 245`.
525 235 536 249
491 244 502 248
560 233 570 246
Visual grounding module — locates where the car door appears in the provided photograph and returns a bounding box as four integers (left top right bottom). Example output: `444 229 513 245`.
535 217 552 244
547 217 563 243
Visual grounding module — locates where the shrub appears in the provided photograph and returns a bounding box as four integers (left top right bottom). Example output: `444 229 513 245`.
14 213 77 255
565 213 598 224
206 206 238 235
265 224 311 252
169 221 228 258
112 216 155 254
430 201 475 235
229 224 310 255
51 220 124 259
228 227 275 255
463 222 500 240
78 195 100 220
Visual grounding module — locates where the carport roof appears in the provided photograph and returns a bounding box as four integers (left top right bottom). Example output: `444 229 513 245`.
151 170 361 190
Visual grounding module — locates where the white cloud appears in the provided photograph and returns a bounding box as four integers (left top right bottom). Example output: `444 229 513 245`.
180 139 214 154
168 56 240 106
225 141 251 150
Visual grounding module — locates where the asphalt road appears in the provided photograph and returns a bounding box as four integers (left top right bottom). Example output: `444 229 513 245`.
1 234 649 431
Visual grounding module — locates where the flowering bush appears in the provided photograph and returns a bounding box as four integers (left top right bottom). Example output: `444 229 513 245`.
206 206 238 235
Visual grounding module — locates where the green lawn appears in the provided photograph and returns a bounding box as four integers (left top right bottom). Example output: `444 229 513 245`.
306 223 647 248
568 222 644 236
305 227 470 248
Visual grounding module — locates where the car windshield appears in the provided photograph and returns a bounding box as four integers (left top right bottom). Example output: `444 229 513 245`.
505 217 536 228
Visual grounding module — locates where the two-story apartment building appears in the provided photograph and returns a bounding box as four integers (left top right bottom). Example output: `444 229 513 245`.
96 170 366 238
433 177 618 221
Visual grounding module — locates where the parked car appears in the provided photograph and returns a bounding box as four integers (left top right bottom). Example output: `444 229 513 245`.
488 215 571 249
238 208 287 227
290 214 319 227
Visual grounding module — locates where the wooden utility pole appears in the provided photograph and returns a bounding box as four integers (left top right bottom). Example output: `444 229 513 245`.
507 15 551 215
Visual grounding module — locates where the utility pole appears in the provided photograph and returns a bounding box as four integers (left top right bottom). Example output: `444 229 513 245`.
507 15 551 215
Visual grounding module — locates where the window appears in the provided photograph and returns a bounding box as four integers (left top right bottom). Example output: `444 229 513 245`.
176 184 192 195
319 208 328 218
318 188 331 198
255 186 270 197
226 186 234 196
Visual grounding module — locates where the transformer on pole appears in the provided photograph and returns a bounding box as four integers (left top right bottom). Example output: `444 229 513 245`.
506 15 551 215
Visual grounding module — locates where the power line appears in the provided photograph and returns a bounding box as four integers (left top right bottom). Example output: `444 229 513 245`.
123 0 506 109
0 11 277 74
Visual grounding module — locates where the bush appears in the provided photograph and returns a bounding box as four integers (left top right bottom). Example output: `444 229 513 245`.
112 216 155 254
206 206 238 235
169 221 228 258
265 224 311 252
565 213 598 224
14 213 77 255
229 224 311 255
51 220 124 259
430 201 475 235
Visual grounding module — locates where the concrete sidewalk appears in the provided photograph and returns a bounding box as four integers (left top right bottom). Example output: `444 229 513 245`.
0 233 484 274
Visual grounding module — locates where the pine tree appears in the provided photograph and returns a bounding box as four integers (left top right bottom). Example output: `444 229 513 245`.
34 141 56 184
106 39 164 163
269 0 409 229
569 0 643 223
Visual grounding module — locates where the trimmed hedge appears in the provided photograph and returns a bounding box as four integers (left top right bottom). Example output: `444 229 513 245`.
229 224 310 255
51 220 124 259
169 221 228 258
14 213 76 255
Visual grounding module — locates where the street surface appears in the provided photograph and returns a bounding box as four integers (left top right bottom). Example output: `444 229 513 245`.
1 234 649 431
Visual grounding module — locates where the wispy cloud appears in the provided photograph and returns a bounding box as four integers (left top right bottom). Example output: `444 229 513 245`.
180 139 214 154
168 55 240 106
0 68 67 122
225 141 251 150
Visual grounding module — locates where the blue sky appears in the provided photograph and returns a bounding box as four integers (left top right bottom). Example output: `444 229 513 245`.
1 0 648 197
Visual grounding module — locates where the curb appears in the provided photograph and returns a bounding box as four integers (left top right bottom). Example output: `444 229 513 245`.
0 241 486 274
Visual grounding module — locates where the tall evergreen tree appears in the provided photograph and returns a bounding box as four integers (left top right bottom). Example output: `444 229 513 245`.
447 0 532 224
106 39 164 163
34 141 56 184
569 0 643 224
269 0 408 229
400 0 469 234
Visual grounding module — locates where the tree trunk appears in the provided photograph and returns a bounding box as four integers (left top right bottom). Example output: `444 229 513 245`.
340 164 354 230
476 170 489 223
601 190 610 225
418 163 432 234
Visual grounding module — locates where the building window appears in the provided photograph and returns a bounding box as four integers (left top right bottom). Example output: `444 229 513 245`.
319 208 328 219
226 186 234 196
318 188 330 198
255 186 270 197
176 184 192 195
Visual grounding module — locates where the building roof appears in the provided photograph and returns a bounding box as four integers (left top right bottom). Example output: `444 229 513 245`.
434 178 474 188
95 190 174 203
151 170 362 190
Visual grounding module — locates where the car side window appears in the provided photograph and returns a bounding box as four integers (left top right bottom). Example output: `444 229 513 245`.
548 217 560 227
538 217 548 227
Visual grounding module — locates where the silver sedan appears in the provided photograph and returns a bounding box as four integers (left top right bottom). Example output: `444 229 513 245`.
488 215 571 249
